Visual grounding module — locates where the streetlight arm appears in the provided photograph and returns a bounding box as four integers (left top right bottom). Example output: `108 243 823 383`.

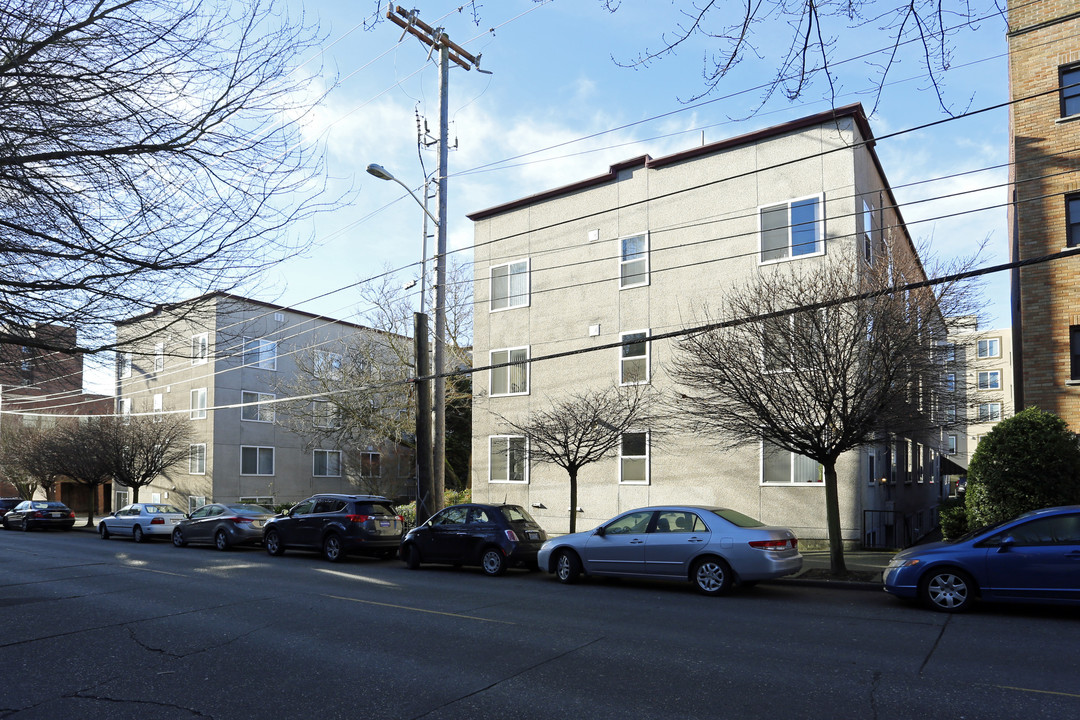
366 163 439 226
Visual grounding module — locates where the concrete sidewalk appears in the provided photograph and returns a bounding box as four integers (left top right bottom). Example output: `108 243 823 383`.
772 548 895 590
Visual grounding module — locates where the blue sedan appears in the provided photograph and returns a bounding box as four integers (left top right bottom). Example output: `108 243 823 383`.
883 505 1080 612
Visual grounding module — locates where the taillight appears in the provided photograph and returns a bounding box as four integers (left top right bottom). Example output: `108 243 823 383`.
227 517 252 524
151 517 164 525
30 511 43 519
346 515 370 524
504 529 519 542
396 515 404 523
67 511 75 518
749 538 796 551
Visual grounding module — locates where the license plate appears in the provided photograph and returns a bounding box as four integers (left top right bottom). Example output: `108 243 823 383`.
51 512 63 518
526 531 539 540
379 520 390 527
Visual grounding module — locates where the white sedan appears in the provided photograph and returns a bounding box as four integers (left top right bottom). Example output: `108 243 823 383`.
99 503 187 543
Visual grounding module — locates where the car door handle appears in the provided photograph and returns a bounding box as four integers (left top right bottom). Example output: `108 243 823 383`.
1065 550 1080 559
630 539 645 544
687 536 705 543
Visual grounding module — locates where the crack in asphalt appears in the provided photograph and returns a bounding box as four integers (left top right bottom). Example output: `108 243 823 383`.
126 621 271 660
67 692 215 718
918 614 951 676
407 635 607 720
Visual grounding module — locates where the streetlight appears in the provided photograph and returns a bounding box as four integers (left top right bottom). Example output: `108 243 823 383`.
366 162 438 525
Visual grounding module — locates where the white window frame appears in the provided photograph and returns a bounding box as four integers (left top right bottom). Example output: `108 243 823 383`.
314 350 343 380
489 435 528 484
313 399 341 428
946 435 957 455
360 451 381 478
241 391 275 423
313 449 342 478
154 342 165 374
191 333 208 365
189 444 206 475
861 199 875 265
152 393 163 421
978 402 1002 423
120 352 132 379
620 330 650 385
760 440 823 485
977 337 1001 359
758 194 824 264
188 495 207 513
619 233 649 288
120 398 132 424
240 445 275 476
243 337 278 371
490 259 530 312
619 431 650 485
489 347 530 396
977 370 1001 390
190 388 207 420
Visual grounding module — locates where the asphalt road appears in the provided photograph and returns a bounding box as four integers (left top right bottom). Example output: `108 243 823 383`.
1 529 1077 720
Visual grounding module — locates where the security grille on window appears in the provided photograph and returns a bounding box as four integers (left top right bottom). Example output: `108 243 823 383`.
313 449 342 477
490 347 529 395
978 402 1002 423
241 446 274 476
241 391 275 422
189 444 206 474
620 331 648 384
977 338 1000 358
1061 64 1080 117
490 436 526 483
977 371 1001 390
243 337 278 370
360 452 381 478
490 259 529 311
190 388 207 419
620 234 648 287
620 432 648 484
1067 194 1080 248
762 441 823 484
759 196 822 262
191 333 208 364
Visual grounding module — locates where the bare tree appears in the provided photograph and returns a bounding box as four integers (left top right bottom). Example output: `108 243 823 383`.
0 0 337 356
0 423 60 499
39 419 114 526
494 386 655 534
601 1 1004 112
668 251 978 574
98 415 194 504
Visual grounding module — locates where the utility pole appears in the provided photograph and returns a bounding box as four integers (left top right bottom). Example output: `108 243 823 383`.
387 5 484 512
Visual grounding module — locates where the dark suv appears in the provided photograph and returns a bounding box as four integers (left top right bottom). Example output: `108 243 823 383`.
262 494 403 562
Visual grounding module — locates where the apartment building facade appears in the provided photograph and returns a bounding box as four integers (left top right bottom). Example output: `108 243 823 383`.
114 293 415 512
468 104 943 547
1008 1 1080 428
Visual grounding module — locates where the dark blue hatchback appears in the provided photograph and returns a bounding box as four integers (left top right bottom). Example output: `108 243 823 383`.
883 505 1080 612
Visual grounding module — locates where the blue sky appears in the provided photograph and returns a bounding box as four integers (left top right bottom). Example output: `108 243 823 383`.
90 1 1015 392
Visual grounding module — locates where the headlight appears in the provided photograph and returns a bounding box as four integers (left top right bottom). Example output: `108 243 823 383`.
885 558 921 570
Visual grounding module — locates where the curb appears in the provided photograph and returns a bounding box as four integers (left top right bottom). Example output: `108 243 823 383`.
768 576 883 591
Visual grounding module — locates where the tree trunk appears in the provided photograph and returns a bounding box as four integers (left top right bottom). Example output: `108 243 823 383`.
822 461 848 574
568 468 578 534
130 485 140 504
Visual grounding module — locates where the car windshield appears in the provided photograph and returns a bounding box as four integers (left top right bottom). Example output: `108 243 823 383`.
144 505 183 514
500 506 537 524
954 516 1021 544
712 508 765 528
226 503 272 514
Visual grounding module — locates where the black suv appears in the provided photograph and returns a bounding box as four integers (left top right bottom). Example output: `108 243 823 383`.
400 503 548 575
262 494 403 562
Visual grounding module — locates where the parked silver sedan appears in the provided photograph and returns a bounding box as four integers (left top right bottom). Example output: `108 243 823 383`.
172 503 275 550
99 503 186 543
537 505 803 595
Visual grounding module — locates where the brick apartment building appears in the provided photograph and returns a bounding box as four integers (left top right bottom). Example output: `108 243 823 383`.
1008 0 1080 427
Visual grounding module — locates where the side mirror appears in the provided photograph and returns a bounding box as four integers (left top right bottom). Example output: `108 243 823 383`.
996 536 1016 553
594 525 606 537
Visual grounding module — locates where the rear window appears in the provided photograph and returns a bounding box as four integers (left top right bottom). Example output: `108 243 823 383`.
353 502 397 516
500 506 537 524
712 508 765 528
227 503 272 514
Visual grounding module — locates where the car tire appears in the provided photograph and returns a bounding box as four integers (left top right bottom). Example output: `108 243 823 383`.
133 525 145 543
920 567 975 612
481 547 507 576
214 529 229 551
555 549 582 584
264 529 284 556
172 528 187 547
693 556 733 596
322 534 344 562
403 543 421 569
21 519 31 532
99 523 110 540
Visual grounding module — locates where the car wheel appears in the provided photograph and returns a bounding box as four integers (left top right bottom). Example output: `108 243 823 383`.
322 534 344 562
693 557 733 596
21 519 31 532
133 525 145 543
920 568 975 612
214 529 230 551
481 547 507 576
403 543 421 569
555 549 582 584
99 523 110 540
172 528 187 548
264 530 284 556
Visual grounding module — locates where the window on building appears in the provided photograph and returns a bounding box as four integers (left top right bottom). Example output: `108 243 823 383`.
241 391 275 422
313 449 342 477
1061 64 1080 117
314 350 343 380
861 199 875 264
490 347 529 396
490 259 529 311
313 400 341 428
977 338 1000 358
120 352 132 379
762 440 823 484
188 495 207 513
978 402 1002 423
867 450 877 486
759 196 822 262
977 370 1001 390
154 342 165 373
191 333 208 365
152 393 163 421
490 436 527 483
189 444 206 474
243 337 277 370
945 373 956 392
620 234 648 287
619 432 649 484
120 398 132 424
620 331 649 384
1072 326 1080 381
360 452 381 478
241 446 275 476
1067 194 1080 248
946 435 957 455
190 388 207 420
